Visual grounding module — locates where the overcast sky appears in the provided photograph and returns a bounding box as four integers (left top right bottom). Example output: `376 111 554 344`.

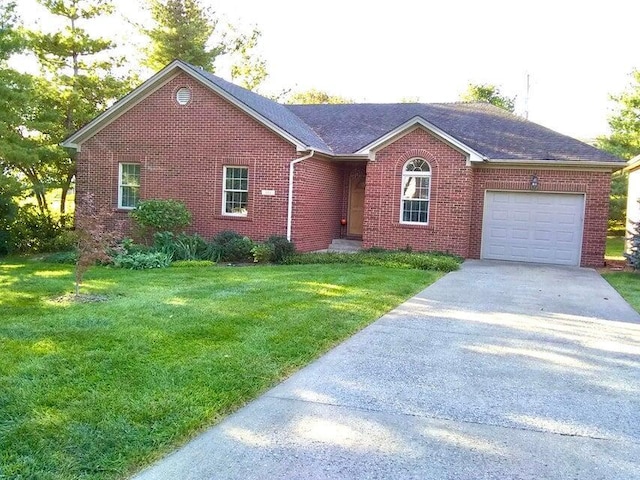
16 0 640 141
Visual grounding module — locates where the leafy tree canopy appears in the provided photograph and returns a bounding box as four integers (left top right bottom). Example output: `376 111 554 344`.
285 89 352 105
142 0 267 90
460 83 516 113
597 69 640 160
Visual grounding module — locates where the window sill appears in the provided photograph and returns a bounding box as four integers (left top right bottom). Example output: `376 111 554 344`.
398 222 433 230
216 215 252 222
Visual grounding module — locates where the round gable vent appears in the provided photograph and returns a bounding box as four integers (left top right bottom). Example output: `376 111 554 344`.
176 87 191 105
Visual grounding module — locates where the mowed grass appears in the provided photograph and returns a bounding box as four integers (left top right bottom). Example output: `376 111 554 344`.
605 235 625 261
0 259 443 479
603 272 640 313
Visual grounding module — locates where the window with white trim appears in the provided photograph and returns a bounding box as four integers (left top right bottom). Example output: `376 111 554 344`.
118 163 140 209
223 166 248 216
400 158 431 224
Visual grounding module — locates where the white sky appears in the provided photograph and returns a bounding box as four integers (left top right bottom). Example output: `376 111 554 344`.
15 0 640 141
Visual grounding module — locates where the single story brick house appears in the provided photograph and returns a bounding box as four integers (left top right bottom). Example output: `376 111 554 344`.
63 60 624 267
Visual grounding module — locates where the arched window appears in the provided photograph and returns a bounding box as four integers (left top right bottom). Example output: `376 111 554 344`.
401 158 431 224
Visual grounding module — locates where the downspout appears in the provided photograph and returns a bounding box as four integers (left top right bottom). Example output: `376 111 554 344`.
287 149 316 241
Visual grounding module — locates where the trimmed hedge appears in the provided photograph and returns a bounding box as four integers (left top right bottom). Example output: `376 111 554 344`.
283 250 462 272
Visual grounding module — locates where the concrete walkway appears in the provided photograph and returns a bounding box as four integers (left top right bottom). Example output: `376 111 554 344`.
134 261 640 480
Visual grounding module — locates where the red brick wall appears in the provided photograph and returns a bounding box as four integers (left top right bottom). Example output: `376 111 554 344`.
76 72 299 243
292 158 344 251
469 168 612 267
362 128 473 256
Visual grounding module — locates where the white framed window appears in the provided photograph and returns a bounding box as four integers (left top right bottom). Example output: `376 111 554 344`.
400 158 431 224
118 163 140 209
222 166 248 216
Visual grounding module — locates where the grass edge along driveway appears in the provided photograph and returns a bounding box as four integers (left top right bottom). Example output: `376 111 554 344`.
0 260 445 480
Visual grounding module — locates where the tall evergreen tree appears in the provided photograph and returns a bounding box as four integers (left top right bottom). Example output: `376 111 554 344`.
142 0 267 90
27 0 134 215
0 1 54 214
598 69 640 160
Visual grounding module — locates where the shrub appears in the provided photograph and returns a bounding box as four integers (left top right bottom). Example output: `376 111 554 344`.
283 250 461 272
265 236 295 263
112 251 172 270
8 208 72 253
251 243 275 263
41 250 78 264
129 199 191 243
221 237 254 262
209 231 254 262
75 193 124 295
173 233 208 260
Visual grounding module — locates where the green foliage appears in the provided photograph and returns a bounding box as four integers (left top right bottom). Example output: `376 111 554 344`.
597 69 640 160
143 0 220 71
265 235 296 263
130 199 192 241
208 231 254 262
251 242 275 263
625 204 640 269
142 0 267 90
0 173 21 254
460 83 516 112
112 251 172 269
284 250 462 272
152 231 207 260
41 250 78 264
285 88 352 104
171 259 214 267
21 0 134 217
0 259 439 478
8 207 73 253
609 171 628 232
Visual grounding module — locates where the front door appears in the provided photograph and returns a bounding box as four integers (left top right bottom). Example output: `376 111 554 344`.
347 174 366 237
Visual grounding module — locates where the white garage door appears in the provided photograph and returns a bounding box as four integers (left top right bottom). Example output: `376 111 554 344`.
481 191 585 266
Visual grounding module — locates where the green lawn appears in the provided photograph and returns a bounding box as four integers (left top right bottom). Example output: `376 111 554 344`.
603 272 640 313
0 260 442 479
605 235 625 261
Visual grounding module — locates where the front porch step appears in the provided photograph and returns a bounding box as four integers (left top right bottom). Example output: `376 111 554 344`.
327 239 363 253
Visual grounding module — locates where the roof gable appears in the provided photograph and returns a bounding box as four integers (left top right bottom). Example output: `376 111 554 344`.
63 60 331 153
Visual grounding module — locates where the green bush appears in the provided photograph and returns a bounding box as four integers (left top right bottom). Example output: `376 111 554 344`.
8 208 73 253
284 250 461 272
221 237 254 262
209 231 254 262
112 251 172 270
152 231 208 260
265 236 296 263
41 250 78 264
129 199 192 242
251 243 275 263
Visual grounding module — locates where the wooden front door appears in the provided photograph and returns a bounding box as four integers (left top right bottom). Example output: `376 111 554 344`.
347 174 366 237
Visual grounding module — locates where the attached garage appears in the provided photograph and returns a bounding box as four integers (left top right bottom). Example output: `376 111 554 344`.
481 191 585 266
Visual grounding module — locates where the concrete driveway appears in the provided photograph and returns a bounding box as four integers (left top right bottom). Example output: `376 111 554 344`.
135 260 640 480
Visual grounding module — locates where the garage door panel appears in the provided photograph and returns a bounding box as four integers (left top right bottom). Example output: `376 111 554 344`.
482 192 584 266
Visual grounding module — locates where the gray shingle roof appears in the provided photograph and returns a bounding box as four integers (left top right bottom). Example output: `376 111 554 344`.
182 61 620 164
286 103 621 163
182 62 332 153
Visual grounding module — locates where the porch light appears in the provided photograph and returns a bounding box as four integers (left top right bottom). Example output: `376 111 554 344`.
530 174 539 190
340 218 347 226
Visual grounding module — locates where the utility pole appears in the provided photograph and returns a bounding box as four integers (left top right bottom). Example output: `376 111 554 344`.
524 73 530 120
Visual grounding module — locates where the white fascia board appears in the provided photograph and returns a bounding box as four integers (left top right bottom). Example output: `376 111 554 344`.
624 154 640 172
355 116 486 163
485 158 627 169
62 60 317 153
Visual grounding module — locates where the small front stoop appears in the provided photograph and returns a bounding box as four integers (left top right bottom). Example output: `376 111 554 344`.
327 239 363 253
